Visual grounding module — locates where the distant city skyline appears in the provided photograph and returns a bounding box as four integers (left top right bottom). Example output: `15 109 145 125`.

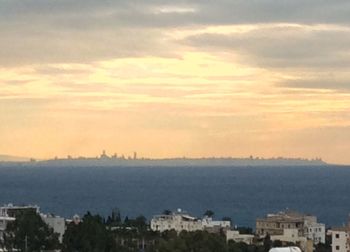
1 1 350 164
0 150 326 164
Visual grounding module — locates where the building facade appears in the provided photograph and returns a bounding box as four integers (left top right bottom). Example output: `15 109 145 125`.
271 229 308 251
151 210 232 233
305 222 325 244
41 214 66 243
256 210 325 244
202 216 231 232
330 228 350 252
0 204 40 218
151 210 203 233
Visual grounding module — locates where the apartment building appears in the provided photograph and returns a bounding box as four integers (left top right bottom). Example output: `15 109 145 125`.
151 209 203 233
256 210 325 244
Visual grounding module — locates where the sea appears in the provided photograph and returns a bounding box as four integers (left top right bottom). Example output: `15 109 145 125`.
0 165 349 228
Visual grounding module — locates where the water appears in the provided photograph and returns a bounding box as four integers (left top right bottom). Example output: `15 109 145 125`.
0 165 349 228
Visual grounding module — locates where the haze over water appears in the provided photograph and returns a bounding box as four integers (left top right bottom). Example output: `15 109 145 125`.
0 165 349 228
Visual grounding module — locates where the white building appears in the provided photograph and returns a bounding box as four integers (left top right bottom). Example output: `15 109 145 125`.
330 228 350 252
305 222 325 244
226 230 254 245
41 214 66 243
202 216 231 231
151 210 203 233
0 204 39 243
0 204 40 218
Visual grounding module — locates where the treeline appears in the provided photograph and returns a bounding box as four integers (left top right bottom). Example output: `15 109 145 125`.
1 210 332 252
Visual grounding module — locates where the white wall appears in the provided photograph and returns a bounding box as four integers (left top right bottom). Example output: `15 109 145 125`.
226 230 254 245
41 215 66 243
331 230 349 252
305 222 325 244
151 214 203 233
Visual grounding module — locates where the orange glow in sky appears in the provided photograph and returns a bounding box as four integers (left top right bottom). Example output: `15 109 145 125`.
1 2 350 164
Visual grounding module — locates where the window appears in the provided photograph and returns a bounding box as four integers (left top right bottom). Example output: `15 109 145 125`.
336 246 340 250
336 234 340 239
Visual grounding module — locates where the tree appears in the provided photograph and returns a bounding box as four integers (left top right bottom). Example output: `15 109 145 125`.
263 234 272 252
315 242 331 252
155 230 228 252
4 211 60 252
106 208 122 226
124 216 129 225
163 209 172 215
272 240 283 247
204 210 215 218
134 215 147 229
62 212 117 252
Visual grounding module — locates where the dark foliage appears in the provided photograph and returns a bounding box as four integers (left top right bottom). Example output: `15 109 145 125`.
4 211 60 252
62 212 117 252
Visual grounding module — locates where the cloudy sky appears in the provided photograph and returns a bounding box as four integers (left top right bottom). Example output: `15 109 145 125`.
1 0 350 164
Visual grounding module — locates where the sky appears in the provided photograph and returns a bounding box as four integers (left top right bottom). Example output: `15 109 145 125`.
1 0 350 164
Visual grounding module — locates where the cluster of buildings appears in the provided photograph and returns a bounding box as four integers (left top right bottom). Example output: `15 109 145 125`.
1 204 350 252
150 209 350 252
150 209 322 252
255 210 350 252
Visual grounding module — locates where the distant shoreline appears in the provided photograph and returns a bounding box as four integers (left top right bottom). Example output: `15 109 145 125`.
0 156 328 167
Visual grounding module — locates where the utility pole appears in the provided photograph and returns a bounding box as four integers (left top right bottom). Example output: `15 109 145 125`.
24 235 28 252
